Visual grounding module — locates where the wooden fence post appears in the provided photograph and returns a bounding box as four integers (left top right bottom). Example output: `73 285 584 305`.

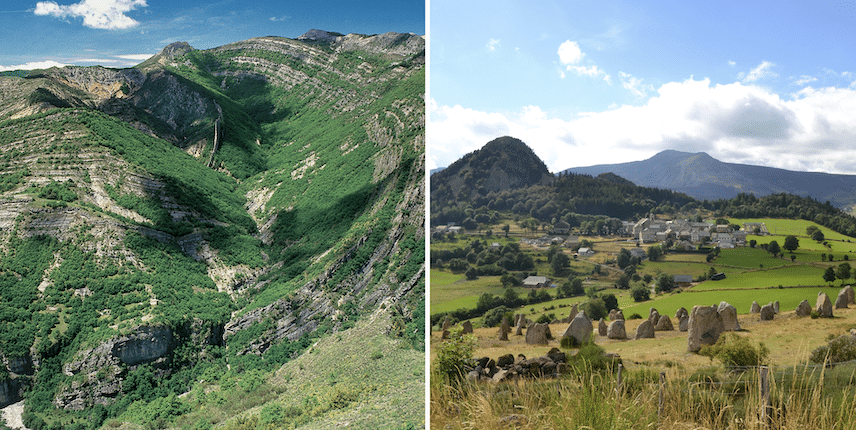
760 366 771 428
658 371 666 427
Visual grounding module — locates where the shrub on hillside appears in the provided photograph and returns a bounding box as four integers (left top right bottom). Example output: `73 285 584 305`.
435 327 476 382
810 334 856 364
699 333 769 368
482 305 510 327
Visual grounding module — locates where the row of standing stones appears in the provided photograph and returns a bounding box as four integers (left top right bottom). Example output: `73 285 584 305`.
440 286 856 383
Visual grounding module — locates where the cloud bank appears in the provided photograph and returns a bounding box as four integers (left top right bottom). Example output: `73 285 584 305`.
429 79 856 175
34 0 147 30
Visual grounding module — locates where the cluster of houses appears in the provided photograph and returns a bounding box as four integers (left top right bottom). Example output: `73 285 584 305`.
630 218 765 250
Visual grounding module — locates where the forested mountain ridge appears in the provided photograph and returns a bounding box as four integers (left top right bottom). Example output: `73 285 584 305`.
563 149 856 211
431 137 856 239
0 29 424 429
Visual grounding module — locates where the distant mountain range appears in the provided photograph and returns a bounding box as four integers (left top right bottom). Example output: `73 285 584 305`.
562 150 856 211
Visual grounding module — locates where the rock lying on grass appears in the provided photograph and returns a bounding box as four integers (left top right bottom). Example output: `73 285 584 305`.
466 347 622 383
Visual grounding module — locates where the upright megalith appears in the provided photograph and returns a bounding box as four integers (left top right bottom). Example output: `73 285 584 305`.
515 314 526 336
675 307 688 320
635 320 655 339
562 311 593 345
795 299 812 317
836 288 850 309
845 285 856 305
687 305 725 353
678 314 689 332
817 292 833 318
461 321 473 334
498 316 510 341
760 303 775 321
607 320 627 339
717 301 741 331
648 308 661 326
655 315 674 331
598 318 608 336
525 322 553 345
570 303 579 319
773 300 780 314
750 301 761 314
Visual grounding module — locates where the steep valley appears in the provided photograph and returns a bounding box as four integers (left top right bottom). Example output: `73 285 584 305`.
0 29 424 429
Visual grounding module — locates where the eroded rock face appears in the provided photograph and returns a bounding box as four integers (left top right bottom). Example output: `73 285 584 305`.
0 378 20 408
688 305 724 353
717 301 741 331
112 325 173 366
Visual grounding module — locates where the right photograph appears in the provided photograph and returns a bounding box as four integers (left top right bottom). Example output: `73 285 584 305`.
428 1 856 428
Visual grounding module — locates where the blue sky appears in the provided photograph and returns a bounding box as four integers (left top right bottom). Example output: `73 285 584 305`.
429 0 856 174
0 0 424 70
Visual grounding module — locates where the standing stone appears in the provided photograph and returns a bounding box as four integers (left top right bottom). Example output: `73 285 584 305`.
515 315 526 336
795 299 812 317
845 285 856 305
562 311 593 345
525 322 552 345
675 307 689 320
442 315 452 331
461 321 473 334
635 320 655 339
648 308 661 326
442 330 450 339
678 315 689 332
760 303 775 321
613 309 625 320
607 320 627 339
836 288 850 309
608 309 617 320
655 315 674 331
773 300 780 314
687 305 724 352
817 292 833 318
750 301 761 314
570 303 579 319
499 316 510 341
598 318 608 336
717 301 741 331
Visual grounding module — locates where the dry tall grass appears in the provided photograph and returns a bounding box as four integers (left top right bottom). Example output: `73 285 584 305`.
431 362 856 430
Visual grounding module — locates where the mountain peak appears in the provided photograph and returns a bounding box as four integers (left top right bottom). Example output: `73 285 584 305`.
297 29 345 42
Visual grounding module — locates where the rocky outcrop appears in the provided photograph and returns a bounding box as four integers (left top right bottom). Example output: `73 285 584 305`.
0 377 20 408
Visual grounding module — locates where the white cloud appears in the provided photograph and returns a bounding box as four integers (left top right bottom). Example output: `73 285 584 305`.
34 0 147 30
270 15 289 22
115 54 152 61
728 60 736 67
0 60 68 71
619 71 650 98
793 75 818 86
429 79 856 174
743 60 776 82
486 38 500 52
557 40 583 64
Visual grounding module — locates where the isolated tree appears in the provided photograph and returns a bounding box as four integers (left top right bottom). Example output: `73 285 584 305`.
812 229 825 242
647 245 663 262
617 248 632 269
749 239 757 248
767 240 781 257
631 285 650 302
502 224 510 238
824 266 837 284
836 262 852 285
601 293 619 311
783 235 800 253
655 273 675 293
551 252 571 276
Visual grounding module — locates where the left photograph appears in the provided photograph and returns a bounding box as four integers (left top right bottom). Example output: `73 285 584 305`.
0 1 425 429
